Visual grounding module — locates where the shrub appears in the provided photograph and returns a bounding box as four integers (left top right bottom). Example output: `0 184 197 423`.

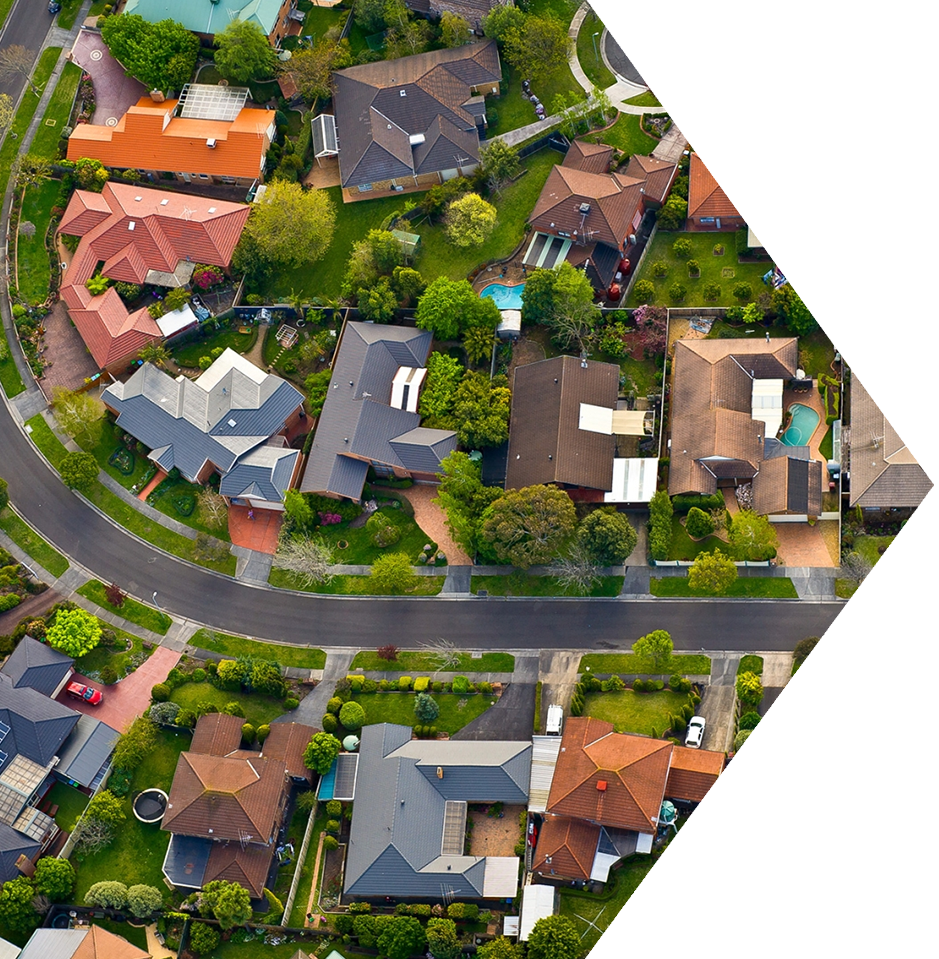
188 923 220 956
514 841 526 856
284 697 299 710
323 835 340 851
326 799 342 817
670 714 686 734
739 711 761 730
672 237 693 259
334 914 354 934
669 282 686 301
397 676 412 691
452 675 470 695
362 678 377 693
378 679 391 691
367 512 401 548
703 282 721 300
413 677 430 693
151 682 170 702
687 258 700 275
177 708 196 727
653 679 664 691
339 701 366 730
478 681 493 695
327 696 343 715
349 902 371 914
652 261 668 278
326 819 340 835
634 279 655 302
685 506 715 538
736 671 763 707
600 675 625 692
322 713 338 733
84 881 128 909
414 692 440 722
126 884 163 918
148 701 181 725
733 729 752 751
99 665 118 685
648 489 673 561
242 723 256 743
256 724 270 744
377 643 399 661
190 667 206 683
632 678 643 691
733 281 753 301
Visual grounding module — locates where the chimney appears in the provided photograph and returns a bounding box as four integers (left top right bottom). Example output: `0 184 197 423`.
150 90 165 103
596 780 607 791
437 767 444 779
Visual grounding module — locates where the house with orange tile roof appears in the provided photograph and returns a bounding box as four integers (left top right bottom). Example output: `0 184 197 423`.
66 85 276 187
58 182 250 370
688 150 939 229
531 717 723 884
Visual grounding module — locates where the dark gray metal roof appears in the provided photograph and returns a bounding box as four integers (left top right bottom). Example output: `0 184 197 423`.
219 447 299 502
0 637 73 697
344 723 531 899
55 715 120 788
0 820 40 884
163 833 211 889
0 673 79 767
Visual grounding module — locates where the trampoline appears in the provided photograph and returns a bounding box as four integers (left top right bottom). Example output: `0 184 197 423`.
133 788 168 824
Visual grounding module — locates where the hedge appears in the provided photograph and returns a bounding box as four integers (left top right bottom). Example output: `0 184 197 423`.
671 493 725 514
648 489 673 561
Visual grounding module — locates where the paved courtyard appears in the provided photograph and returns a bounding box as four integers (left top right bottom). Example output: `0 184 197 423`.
70 28 147 127
228 504 282 554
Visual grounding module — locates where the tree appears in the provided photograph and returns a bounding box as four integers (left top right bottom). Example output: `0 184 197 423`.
188 922 221 956
13 152 52 188
370 552 418 594
342 229 406 297
480 485 577 568
632 629 673 669
112 716 158 770
354 0 390 31
273 536 334 587
283 489 314 531
772 284 817 335
196 487 228 532
104 581 126 607
526 915 581 959
59 451 98 492
303 731 342 774
434 451 501 557
657 193 687 230
0 876 38 934
0 46 41 97
138 341 170 368
284 38 353 103
577 508 638 566
235 181 336 273
736 670 764 707
214 19 277 83
481 4 527 42
377 644 399 661
427 918 461 959
199 879 253 930
84 881 128 910
688 548 738 595
728 510 779 561
339 701 366 730
73 818 116 856
391 266 425 305
33 858 75 901
52 387 105 446
452 371 512 448
386 18 433 59
685 506 715 539
480 139 520 193
463 324 495 368
416 277 500 341
841 550 872 586
126 884 163 918
444 193 498 247
45 607 102 657
590 84 615 124
550 547 602 595
519 261 600 352
439 10 471 46
478 937 524 959
419 352 464 426
632 303 668 357
414 692 439 722
305 369 332 418
503 16 571 84
84 789 127 828
100 16 200 94
357 277 398 321
377 915 427 959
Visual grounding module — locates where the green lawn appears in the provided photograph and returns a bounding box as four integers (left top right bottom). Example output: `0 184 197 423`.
170 324 258 367
618 353 659 396
15 177 64 304
214 940 322 959
269 568 444 596
299 5 347 40
835 578 856 599
819 425 834 461
286 811 327 928
622 90 662 107
75 625 156 682
0 506 69 576
798 328 836 378
351 690 493 735
595 112 658 158
627 231 772 307
146 474 232 542
854 533 895 566
471 574 623 597
170 681 290 727
584 688 693 737
77 580 172 635
486 52 582 139
46 781 88 831
31 61 82 158
315 502 434 565
73 728 191 901
650 576 799 598
575 11 616 88
667 515 729 561
0 348 25 397
56 0 85 29
26 413 69 468
73 415 151 490
350 650 515 673
738 654 764 675
579 652 711 676
0 0 17 30
190 629 326 669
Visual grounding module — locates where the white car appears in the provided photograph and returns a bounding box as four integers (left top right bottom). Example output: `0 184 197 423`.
685 716 706 748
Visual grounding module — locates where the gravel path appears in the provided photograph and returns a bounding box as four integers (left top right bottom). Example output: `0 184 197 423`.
398 484 472 566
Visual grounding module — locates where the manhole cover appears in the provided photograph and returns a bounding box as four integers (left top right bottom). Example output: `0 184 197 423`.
106 117 118 126
90 50 103 61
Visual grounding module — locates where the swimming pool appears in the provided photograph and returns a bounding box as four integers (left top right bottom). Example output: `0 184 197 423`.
780 403 820 446
479 282 526 310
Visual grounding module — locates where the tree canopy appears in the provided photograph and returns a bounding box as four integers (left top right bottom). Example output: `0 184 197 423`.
526 915 581 959
370 552 419 594
377 915 427 959
444 193 498 247
283 38 353 102
480 485 577 568
418 352 465 426
434 451 501 557
728 510 779 561
520 261 600 351
45 607 102 658
578 508 639 566
199 880 253 930
100 15 200 94
416 277 501 341
502 15 571 84
631 629 673 669
303 732 342 774
214 19 278 84
59 450 98 492
480 138 521 192
688 548 738 594
452 371 512 448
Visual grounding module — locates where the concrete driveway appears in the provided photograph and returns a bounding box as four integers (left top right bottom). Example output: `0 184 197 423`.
451 682 535 742
698 684 735 753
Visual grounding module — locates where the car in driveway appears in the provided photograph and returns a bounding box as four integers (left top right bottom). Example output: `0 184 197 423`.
685 715 706 748
67 681 103 705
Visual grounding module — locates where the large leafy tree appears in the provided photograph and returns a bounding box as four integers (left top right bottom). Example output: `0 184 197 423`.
33 858 75 901
199 880 252 930
578 507 638 566
377 915 427 959
631 628 673 669
434 451 501 557
51 387 104 446
0 876 39 934
480 485 577 568
478 937 525 959
439 11 471 47
772 284 817 335
502 15 571 84
370 552 418 594
452 371 511 448
521 261 600 351
444 193 498 247
342 229 406 299
481 4 527 42
303 732 342 774
688 548 738 594
416 277 500 341
214 19 277 84
480 138 521 193
426 918 461 959
59 450 98 492
418 352 465 427
526 915 581 959
728 510 779 561
285 37 353 103
45 607 102 658
100 15 199 93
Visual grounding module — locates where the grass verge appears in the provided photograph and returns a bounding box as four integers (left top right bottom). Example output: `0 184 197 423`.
351 690 492 735
471 574 623 597
0 506 69 576
31 61 82 158
579 652 711 676
0 349 25 397
622 90 662 107
269 568 443 595
584 688 693 736
575 12 616 88
737 654 764 675
190 628 326 669
25 413 68 467
650 576 799 598
350 650 515 673
77 579 172 635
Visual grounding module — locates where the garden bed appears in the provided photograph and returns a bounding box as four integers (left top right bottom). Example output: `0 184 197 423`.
75 625 158 682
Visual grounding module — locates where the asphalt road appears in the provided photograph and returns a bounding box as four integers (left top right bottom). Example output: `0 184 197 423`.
604 31 647 87
0 0 56 102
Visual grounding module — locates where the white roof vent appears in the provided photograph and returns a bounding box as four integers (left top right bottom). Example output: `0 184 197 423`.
227 418 237 427
160 198 169 205
400 89 407 97
134 196 142 201
128 221 135 230
206 138 217 148
207 206 216 213
409 133 425 146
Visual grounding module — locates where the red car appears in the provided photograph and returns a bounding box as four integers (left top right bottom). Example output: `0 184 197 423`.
619 258 631 275
67 682 103 705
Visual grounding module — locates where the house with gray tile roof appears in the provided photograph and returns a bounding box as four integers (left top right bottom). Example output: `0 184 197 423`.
344 723 531 900
0 636 73 698
300 322 457 502
55 714 121 789
102 349 305 510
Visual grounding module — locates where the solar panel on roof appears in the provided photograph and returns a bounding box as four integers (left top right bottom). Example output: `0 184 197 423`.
177 83 250 122
332 753 358 800
0 722 10 743
0 751 7 769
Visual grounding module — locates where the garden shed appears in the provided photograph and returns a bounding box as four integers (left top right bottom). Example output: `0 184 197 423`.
312 113 339 163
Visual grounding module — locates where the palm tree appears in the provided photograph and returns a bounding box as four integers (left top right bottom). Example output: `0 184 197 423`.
138 341 170 368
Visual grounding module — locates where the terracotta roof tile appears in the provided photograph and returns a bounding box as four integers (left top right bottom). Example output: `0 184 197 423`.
687 153 741 219
532 815 599 880
191 713 246 757
563 140 614 175
261 722 318 781
71 924 150 959
665 746 724 803
624 154 678 204
204 841 273 898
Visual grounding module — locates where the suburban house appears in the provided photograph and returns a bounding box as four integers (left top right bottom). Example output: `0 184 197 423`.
331 40 502 198
161 712 317 898
102 349 306 511
14 924 150 959
0 639 121 884
343 723 531 900
504 356 658 504
669 337 824 518
847 375 933 512
121 0 304 47
406 0 504 33
688 149 939 230
58 183 250 371
300 321 458 503
526 140 677 293
66 85 276 187
528 717 724 884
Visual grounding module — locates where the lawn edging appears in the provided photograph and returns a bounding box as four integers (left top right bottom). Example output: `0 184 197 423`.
0 505 69 577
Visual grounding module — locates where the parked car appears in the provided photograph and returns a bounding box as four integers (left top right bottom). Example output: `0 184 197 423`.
48 1 61 12
685 716 706 748
67 682 103 705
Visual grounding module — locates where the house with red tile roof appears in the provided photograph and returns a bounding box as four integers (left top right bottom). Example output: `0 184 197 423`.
58 182 250 370
686 152 744 231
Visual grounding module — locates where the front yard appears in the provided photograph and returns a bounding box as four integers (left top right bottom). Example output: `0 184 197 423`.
170 681 293 728
579 652 711 676
76 579 171 635
74 625 158 682
596 113 659 158
14 178 65 305
584 688 695 737
349 690 494 735
190 629 326 670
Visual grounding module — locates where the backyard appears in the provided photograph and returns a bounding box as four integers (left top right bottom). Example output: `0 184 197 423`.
584 688 694 737
349 690 494 735
46 780 89 832
170 323 259 368
190 628 326 670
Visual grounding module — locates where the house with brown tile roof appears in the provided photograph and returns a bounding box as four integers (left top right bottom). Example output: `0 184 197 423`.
665 746 725 804
58 182 250 370
407 0 504 32
669 337 824 518
847 374 933 511
688 150 939 229
332 40 501 197
66 86 275 186
161 713 317 898
18 924 150 959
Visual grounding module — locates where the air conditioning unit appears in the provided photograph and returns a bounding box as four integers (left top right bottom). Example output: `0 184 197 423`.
393 185 404 192
206 138 217 148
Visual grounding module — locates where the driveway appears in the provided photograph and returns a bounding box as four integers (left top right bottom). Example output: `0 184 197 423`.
56 645 179 732
451 682 535 742
69 27 147 126
698 684 735 753
536 649 582 734
398 484 471 566
37 301 99 398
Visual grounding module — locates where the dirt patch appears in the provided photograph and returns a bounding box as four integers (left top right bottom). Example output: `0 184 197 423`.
468 804 525 857
506 335 546 380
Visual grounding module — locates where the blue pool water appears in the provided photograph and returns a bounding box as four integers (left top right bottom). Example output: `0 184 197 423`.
780 403 820 446
480 282 526 310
